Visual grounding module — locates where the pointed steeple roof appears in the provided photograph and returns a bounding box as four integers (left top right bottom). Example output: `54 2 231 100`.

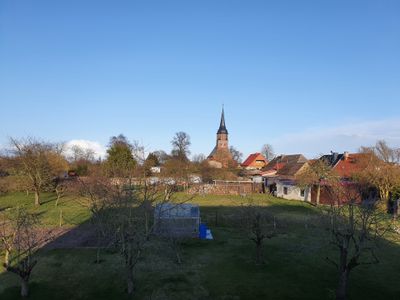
217 106 228 134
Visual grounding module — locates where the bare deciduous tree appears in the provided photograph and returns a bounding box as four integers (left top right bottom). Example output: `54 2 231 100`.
107 193 147 296
78 142 194 296
325 188 389 300
10 138 68 205
0 208 50 297
67 144 96 176
171 132 191 161
75 174 118 264
296 159 339 205
240 203 277 264
372 140 400 164
357 141 400 214
68 144 96 163
261 144 275 161
229 146 243 163
192 153 206 164
53 177 69 207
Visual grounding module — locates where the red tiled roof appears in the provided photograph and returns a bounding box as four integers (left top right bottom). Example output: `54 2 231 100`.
241 153 267 167
333 153 370 178
262 154 307 175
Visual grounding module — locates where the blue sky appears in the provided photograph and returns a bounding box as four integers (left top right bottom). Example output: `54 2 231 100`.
1 0 399 159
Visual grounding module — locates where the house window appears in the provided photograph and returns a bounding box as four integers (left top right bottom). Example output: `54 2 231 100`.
283 187 288 195
300 189 305 197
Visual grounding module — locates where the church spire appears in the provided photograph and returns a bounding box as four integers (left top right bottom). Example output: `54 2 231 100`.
217 106 228 134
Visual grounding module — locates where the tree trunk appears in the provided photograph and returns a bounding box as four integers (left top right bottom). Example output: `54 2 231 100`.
336 241 350 300
176 249 182 265
336 269 349 300
34 189 40 206
126 269 134 295
55 190 61 207
4 249 10 266
145 211 149 240
96 247 101 264
392 199 399 221
59 209 63 227
378 189 389 212
20 278 29 298
255 243 263 265
316 184 321 205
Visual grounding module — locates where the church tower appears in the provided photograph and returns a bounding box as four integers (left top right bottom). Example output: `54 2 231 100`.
216 107 229 150
207 107 235 168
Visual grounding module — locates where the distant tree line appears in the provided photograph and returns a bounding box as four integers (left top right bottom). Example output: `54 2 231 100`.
0 132 250 205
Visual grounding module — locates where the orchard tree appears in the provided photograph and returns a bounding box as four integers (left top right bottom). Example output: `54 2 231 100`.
325 188 388 300
357 140 400 213
77 159 193 296
0 208 52 297
10 138 68 206
240 203 277 265
76 172 118 264
111 197 147 296
296 159 338 205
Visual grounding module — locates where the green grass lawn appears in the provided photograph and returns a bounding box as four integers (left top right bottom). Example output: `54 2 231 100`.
0 192 92 227
0 192 399 299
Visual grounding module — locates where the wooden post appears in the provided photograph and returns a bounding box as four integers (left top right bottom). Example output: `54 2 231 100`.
59 209 63 227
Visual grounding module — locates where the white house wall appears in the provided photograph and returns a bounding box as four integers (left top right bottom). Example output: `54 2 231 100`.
276 182 311 202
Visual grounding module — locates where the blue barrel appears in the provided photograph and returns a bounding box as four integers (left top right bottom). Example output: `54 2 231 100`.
199 223 207 239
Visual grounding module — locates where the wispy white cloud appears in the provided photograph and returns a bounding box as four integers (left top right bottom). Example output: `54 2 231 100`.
271 119 400 158
65 140 107 159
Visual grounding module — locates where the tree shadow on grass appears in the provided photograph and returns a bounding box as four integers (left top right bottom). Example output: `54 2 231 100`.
1 277 128 300
0 202 400 300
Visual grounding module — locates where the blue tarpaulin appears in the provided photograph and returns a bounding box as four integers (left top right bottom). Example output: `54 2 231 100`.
199 223 207 239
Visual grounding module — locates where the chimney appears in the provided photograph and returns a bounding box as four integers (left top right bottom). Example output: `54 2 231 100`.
343 151 349 160
331 151 339 164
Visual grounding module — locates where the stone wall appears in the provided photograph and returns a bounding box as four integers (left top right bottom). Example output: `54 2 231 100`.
188 182 264 195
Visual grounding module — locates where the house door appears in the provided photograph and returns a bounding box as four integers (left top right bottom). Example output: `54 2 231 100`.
269 183 277 196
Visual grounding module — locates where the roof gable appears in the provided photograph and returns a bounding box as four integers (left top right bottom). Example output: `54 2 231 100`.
241 153 267 167
262 154 308 177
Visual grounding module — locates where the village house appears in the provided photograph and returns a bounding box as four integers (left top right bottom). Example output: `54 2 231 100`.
241 153 268 170
262 154 311 201
323 151 370 180
240 153 268 183
311 151 372 205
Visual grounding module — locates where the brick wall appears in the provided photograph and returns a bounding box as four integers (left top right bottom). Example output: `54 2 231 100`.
311 184 362 205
